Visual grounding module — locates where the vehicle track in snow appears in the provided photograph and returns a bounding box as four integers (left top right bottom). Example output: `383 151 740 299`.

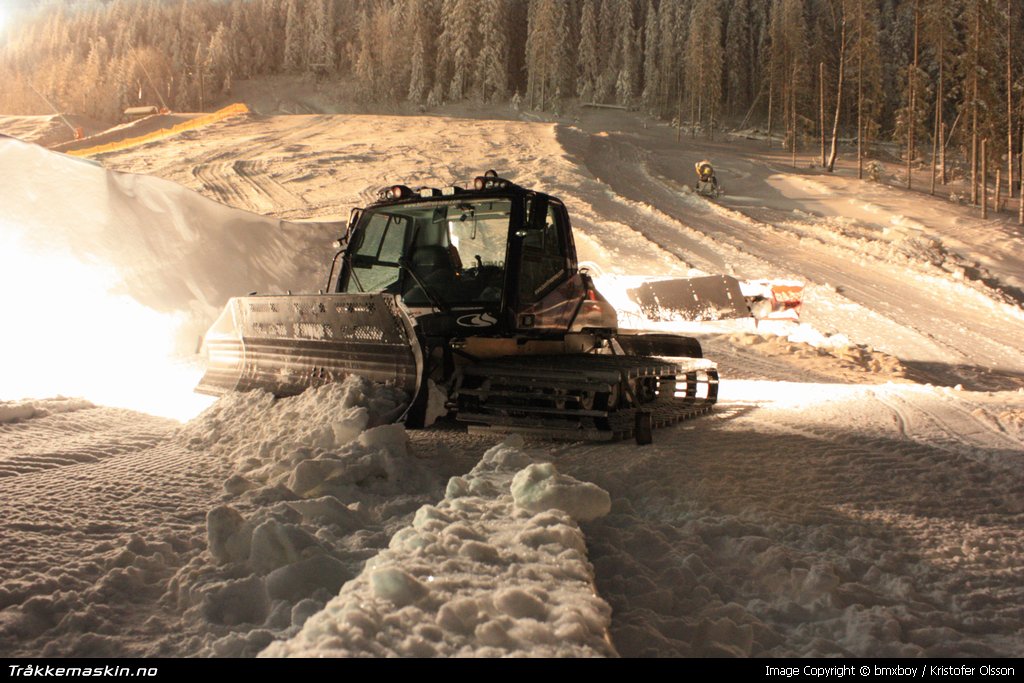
0 429 234 656
0 407 175 478
549 379 1024 657
190 159 304 215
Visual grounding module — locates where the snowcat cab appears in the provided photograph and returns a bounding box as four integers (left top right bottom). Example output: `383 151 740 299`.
197 172 718 443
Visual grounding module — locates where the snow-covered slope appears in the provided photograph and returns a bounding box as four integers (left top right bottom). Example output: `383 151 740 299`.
0 136 340 418
1 110 1022 658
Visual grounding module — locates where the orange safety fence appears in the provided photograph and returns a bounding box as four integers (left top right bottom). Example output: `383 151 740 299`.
68 103 250 157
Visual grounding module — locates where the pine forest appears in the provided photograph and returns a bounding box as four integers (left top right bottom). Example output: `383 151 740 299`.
1 0 1022 186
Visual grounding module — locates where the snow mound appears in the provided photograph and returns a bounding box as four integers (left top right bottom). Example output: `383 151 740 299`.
511 463 611 522
157 376 441 656
262 436 616 657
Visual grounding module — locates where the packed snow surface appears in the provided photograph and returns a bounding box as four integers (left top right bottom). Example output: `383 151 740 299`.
1 108 1023 657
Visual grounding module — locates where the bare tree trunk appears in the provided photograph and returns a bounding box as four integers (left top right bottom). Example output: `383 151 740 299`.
740 85 765 130
676 76 683 142
907 0 919 189
826 15 847 173
768 64 774 149
1007 0 1015 198
697 61 704 135
931 8 942 196
971 1 980 205
792 69 798 168
938 21 945 186
942 121 948 185
820 61 826 167
931 86 939 195
690 89 696 138
1020 160 1023 224
857 0 864 179
907 61 914 188
982 138 988 218
996 169 1002 211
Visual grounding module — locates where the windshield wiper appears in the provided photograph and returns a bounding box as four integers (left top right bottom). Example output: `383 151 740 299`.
399 257 450 314
344 253 365 292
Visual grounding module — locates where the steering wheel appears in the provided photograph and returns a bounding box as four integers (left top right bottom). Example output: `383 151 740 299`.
463 264 502 280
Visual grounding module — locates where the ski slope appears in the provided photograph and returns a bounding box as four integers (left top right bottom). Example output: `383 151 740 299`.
0 110 1022 658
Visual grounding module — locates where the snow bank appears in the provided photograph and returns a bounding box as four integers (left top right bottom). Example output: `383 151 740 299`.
0 136 340 417
151 376 450 656
262 436 615 657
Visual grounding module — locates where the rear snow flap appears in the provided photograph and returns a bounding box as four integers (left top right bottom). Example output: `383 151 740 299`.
196 292 423 409
628 275 803 322
628 275 750 322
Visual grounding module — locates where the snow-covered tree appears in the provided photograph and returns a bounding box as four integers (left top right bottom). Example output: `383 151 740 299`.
725 0 755 115
305 0 336 76
525 0 569 110
439 0 478 101
641 0 659 111
686 0 723 136
407 0 436 104
577 0 600 101
282 0 303 72
614 0 639 106
206 22 233 96
477 0 511 101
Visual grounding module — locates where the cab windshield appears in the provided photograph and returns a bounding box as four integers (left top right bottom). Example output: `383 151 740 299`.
341 198 511 307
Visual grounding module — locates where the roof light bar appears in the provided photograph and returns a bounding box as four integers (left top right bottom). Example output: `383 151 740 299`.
473 176 509 190
377 185 414 201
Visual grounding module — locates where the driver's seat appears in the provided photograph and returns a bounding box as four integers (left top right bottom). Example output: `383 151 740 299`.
404 245 457 304
410 245 456 280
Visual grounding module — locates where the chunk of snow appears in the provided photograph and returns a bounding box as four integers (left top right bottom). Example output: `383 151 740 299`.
510 463 611 522
200 576 270 626
206 506 253 565
370 567 429 607
249 520 322 574
265 555 350 602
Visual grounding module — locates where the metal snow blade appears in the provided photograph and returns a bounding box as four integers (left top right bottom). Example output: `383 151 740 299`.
628 275 751 322
196 292 423 403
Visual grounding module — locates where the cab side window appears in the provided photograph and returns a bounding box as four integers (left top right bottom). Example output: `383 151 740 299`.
342 213 408 293
519 200 567 303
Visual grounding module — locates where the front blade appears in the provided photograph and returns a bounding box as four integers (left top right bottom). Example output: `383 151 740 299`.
196 293 422 401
